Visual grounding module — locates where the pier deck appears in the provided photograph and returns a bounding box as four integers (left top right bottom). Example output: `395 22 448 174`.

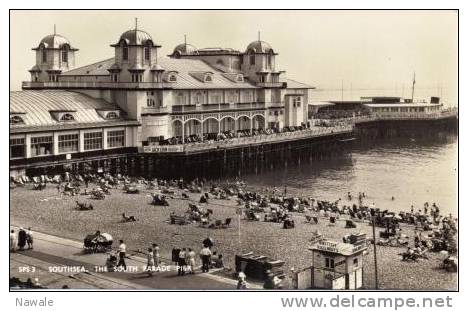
141 125 353 154
327 108 458 125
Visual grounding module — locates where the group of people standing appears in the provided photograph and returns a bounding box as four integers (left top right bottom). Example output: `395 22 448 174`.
10 227 33 252
171 244 223 275
175 248 197 276
145 243 161 276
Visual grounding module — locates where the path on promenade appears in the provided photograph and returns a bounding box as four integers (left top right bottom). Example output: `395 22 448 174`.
10 226 251 290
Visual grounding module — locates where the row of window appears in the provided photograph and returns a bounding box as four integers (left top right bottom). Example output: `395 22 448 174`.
122 47 151 61
41 49 68 64
292 96 302 107
246 54 273 68
10 130 125 158
174 92 254 106
372 107 426 113
269 110 284 116
131 74 143 82
10 112 120 125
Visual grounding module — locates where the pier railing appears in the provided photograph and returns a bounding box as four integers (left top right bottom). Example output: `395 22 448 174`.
315 108 458 125
142 125 353 153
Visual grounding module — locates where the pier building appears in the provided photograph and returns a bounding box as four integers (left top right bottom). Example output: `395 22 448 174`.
11 23 319 175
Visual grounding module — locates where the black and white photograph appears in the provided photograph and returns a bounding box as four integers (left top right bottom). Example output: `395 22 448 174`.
8 9 458 295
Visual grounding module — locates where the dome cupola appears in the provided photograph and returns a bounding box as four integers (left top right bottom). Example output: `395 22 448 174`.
109 19 161 83
29 26 78 82
169 35 197 58
171 43 197 58
245 40 276 54
111 19 160 48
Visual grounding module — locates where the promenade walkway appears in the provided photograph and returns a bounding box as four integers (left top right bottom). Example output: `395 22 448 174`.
10 227 254 290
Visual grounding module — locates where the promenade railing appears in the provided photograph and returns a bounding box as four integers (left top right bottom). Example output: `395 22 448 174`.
142 125 353 154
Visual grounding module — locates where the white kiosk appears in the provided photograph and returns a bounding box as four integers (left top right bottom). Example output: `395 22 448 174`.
308 237 367 290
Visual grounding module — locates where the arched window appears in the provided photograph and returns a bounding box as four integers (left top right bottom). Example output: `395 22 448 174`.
106 111 119 119
123 46 129 61
249 52 255 66
169 74 177 82
42 49 47 63
237 75 244 82
10 115 24 125
60 113 75 122
144 47 151 61
205 75 212 82
62 45 69 63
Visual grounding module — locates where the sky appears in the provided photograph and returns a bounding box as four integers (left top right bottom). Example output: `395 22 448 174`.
10 10 458 104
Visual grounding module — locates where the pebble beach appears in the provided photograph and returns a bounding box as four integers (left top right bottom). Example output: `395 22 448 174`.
10 183 457 290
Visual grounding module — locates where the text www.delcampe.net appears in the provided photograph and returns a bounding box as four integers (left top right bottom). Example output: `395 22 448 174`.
280 295 454 310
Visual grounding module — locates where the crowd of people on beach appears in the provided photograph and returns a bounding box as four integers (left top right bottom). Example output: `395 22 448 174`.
10 170 458 290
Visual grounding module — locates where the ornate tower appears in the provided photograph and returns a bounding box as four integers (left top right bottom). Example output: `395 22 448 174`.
241 34 278 83
109 19 161 83
29 26 78 82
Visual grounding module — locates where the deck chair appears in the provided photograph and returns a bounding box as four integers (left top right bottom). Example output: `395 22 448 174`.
305 215 312 223
345 220 357 228
223 218 232 228
313 216 319 224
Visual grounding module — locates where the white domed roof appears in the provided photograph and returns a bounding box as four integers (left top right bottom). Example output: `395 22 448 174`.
38 34 73 49
246 40 274 53
118 29 153 45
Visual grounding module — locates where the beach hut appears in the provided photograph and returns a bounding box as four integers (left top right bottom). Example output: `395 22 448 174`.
293 237 367 290
308 239 367 289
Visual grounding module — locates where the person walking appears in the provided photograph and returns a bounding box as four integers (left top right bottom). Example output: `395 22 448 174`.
178 248 186 276
199 245 212 273
187 248 196 274
146 248 155 276
26 227 33 250
17 228 27 251
152 243 160 268
117 240 127 270
10 230 16 252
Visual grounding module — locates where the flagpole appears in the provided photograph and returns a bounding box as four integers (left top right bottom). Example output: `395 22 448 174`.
411 72 416 103
238 213 241 245
372 215 379 289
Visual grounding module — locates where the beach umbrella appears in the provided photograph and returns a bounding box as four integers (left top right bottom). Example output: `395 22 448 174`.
203 237 214 248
